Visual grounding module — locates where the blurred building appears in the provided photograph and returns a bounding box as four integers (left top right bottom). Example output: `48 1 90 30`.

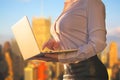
11 39 24 80
30 17 64 80
108 41 118 68
32 17 51 51
100 47 109 67
100 41 119 80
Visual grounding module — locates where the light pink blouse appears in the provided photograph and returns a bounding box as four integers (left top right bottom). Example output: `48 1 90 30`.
51 0 107 63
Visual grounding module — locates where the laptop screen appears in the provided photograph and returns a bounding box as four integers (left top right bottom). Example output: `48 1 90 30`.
12 16 40 60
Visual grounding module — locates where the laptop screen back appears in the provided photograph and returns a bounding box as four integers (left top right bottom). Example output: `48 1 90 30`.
12 16 40 60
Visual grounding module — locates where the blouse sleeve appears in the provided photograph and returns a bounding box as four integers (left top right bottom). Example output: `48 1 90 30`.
58 0 107 63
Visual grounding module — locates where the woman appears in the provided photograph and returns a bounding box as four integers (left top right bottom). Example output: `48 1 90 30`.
37 0 108 80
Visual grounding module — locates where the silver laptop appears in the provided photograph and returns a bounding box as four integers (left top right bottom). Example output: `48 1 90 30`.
12 16 77 60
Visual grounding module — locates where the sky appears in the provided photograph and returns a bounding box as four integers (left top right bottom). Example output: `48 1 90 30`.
0 0 120 54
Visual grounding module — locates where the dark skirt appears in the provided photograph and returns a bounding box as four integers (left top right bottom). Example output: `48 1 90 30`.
63 55 108 80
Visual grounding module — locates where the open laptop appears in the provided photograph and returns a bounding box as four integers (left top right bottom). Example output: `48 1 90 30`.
12 16 77 60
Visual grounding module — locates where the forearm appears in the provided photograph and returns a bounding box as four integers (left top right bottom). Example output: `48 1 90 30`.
58 30 107 63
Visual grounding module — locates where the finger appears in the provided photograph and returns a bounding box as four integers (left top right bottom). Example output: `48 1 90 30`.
42 42 48 50
53 42 60 50
42 40 54 50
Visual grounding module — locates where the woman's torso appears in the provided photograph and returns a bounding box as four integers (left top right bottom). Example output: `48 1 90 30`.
51 0 88 50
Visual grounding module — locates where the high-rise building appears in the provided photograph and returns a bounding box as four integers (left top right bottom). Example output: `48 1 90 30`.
32 17 51 51
100 47 109 67
109 41 118 68
32 17 64 80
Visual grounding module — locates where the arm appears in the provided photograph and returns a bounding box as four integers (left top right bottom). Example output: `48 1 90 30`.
58 0 107 63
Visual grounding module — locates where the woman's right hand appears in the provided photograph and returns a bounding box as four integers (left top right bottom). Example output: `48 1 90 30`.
42 38 60 50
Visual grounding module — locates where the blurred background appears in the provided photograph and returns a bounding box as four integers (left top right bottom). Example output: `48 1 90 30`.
0 0 120 80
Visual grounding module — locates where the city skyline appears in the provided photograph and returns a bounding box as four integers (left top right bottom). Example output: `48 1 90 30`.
0 0 120 55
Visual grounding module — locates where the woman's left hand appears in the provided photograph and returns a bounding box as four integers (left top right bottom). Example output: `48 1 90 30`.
32 53 58 62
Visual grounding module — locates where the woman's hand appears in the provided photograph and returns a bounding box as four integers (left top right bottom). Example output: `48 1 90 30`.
32 53 58 62
33 38 60 62
44 53 58 62
42 38 60 50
